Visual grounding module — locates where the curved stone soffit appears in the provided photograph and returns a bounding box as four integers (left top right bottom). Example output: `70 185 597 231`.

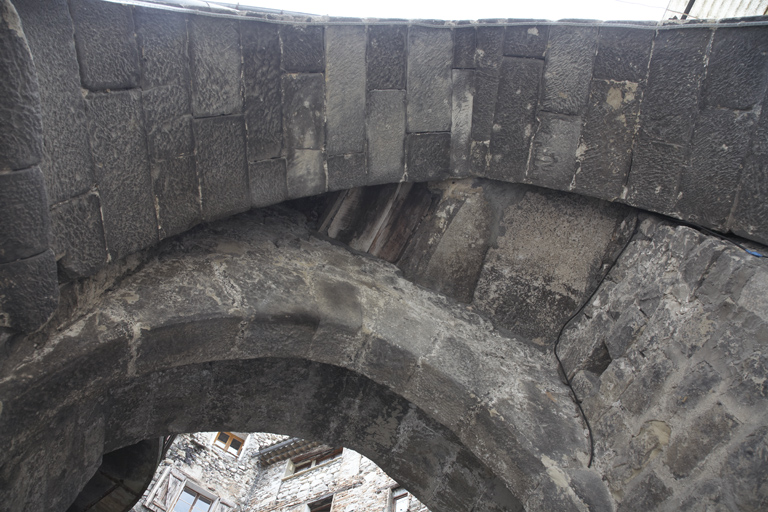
4 0 768 333
0 211 602 512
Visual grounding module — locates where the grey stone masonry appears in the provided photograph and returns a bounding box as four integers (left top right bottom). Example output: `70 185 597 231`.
367 25 406 90
326 26 366 156
0 167 50 263
407 26 453 133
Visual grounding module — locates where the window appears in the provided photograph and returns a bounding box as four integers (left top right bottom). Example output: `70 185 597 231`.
308 496 333 512
213 432 245 456
173 487 213 512
392 487 409 512
285 447 343 477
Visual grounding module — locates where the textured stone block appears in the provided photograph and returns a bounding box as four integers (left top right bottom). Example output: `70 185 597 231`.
487 57 542 182
189 16 241 117
367 90 405 185
0 249 58 332
280 25 324 73
326 26 366 156
640 28 710 145
0 167 49 263
193 116 249 221
541 26 598 116
625 138 685 215
665 404 736 478
593 26 653 82
327 153 366 192
527 112 582 191
134 8 190 90
286 149 325 198
677 108 756 229
50 192 106 278
151 156 201 240
453 27 476 68
702 27 768 110
14 0 93 203
0 0 43 171
731 106 768 244
282 73 325 151
142 86 193 161
69 0 139 90
86 90 158 260
407 27 452 132
367 25 406 90
503 24 548 58
451 69 474 178
242 21 282 162
470 27 505 141
407 133 451 182
574 80 641 201
249 158 287 207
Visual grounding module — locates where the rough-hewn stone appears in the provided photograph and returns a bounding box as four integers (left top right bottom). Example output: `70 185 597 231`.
407 133 451 183
453 26 476 69
141 86 193 162
450 69 474 178
0 166 49 263
0 249 58 332
527 112 582 191
665 404 737 478
593 26 653 83
287 149 325 198
470 27 505 143
282 73 325 151
280 25 324 73
189 16 241 117
249 158 287 207
134 8 189 91
503 24 548 59
367 90 405 185
407 27 452 133
151 156 201 240
327 153 366 192
326 26 366 156
541 26 598 116
367 25 406 90
624 137 685 214
49 192 106 278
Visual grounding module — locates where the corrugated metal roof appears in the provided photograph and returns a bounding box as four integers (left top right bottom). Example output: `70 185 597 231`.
665 0 768 19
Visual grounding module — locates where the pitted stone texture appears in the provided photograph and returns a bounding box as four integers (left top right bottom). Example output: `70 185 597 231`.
134 8 189 91
407 27 452 133
0 249 58 332
625 137 685 215
69 0 139 90
0 167 49 263
242 22 282 162
326 26 366 156
86 90 157 261
453 27 476 69
280 25 324 73
665 404 737 478
189 16 241 117
13 0 93 203
541 26 598 116
526 112 581 192
407 133 451 183
0 0 43 171
470 27 505 142
451 69 474 178
287 149 325 199
193 115 249 222
250 158 287 207
141 86 193 162
367 25 406 90
50 192 106 278
328 153 366 192
503 24 548 59
367 90 405 185
282 73 325 151
151 156 201 240
593 26 653 83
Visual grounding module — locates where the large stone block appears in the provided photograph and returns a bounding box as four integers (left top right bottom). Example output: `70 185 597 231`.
326 26 366 156
665 404 737 478
407 133 451 182
367 25 406 90
286 149 325 199
14 0 93 203
574 80 641 201
721 426 768 512
503 24 548 58
193 116 249 221
640 28 710 145
69 0 139 90
470 27 505 142
487 57 542 182
189 15 241 117
49 192 107 278
453 26 476 69
327 153 366 192
541 26 598 116
731 160 768 245
282 73 325 151
134 8 190 90
451 69 475 178
0 249 58 332
280 25 324 73
527 112 582 191
593 26 653 83
625 137 685 215
151 156 201 240
0 167 49 263
249 158 287 207
367 90 405 185
242 21 282 162
86 90 158 260
141 86 193 161
407 26 452 133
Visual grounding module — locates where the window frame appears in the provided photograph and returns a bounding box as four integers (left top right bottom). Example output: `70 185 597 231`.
213 432 245 457
283 447 344 478
172 482 217 512
307 495 333 512
391 486 410 512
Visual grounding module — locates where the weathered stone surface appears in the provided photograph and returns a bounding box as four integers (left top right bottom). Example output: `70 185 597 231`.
13 0 93 203
616 472 671 512
677 108 756 230
249 158 287 207
242 21 282 162
287 149 325 198
526 112 582 191
574 80 641 200
487 57 542 181
503 24 548 59
0 0 43 171
450 69 474 178
86 90 158 260
151 156 201 240
367 90 405 185
367 25 406 90
69 0 139 90
49 192 106 278
702 26 768 110
280 25 324 73
453 26 476 68
326 26 366 156
407 133 451 182
189 16 241 117
327 153 366 192
0 166 49 263
673 361 721 411
282 73 325 151
721 426 768 512
541 26 598 116
469 27 505 142
407 27 452 133
134 8 189 91
141 86 193 161
665 404 737 478
193 115 249 221
593 26 653 82
640 28 710 145
0 249 58 332
624 137 685 214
